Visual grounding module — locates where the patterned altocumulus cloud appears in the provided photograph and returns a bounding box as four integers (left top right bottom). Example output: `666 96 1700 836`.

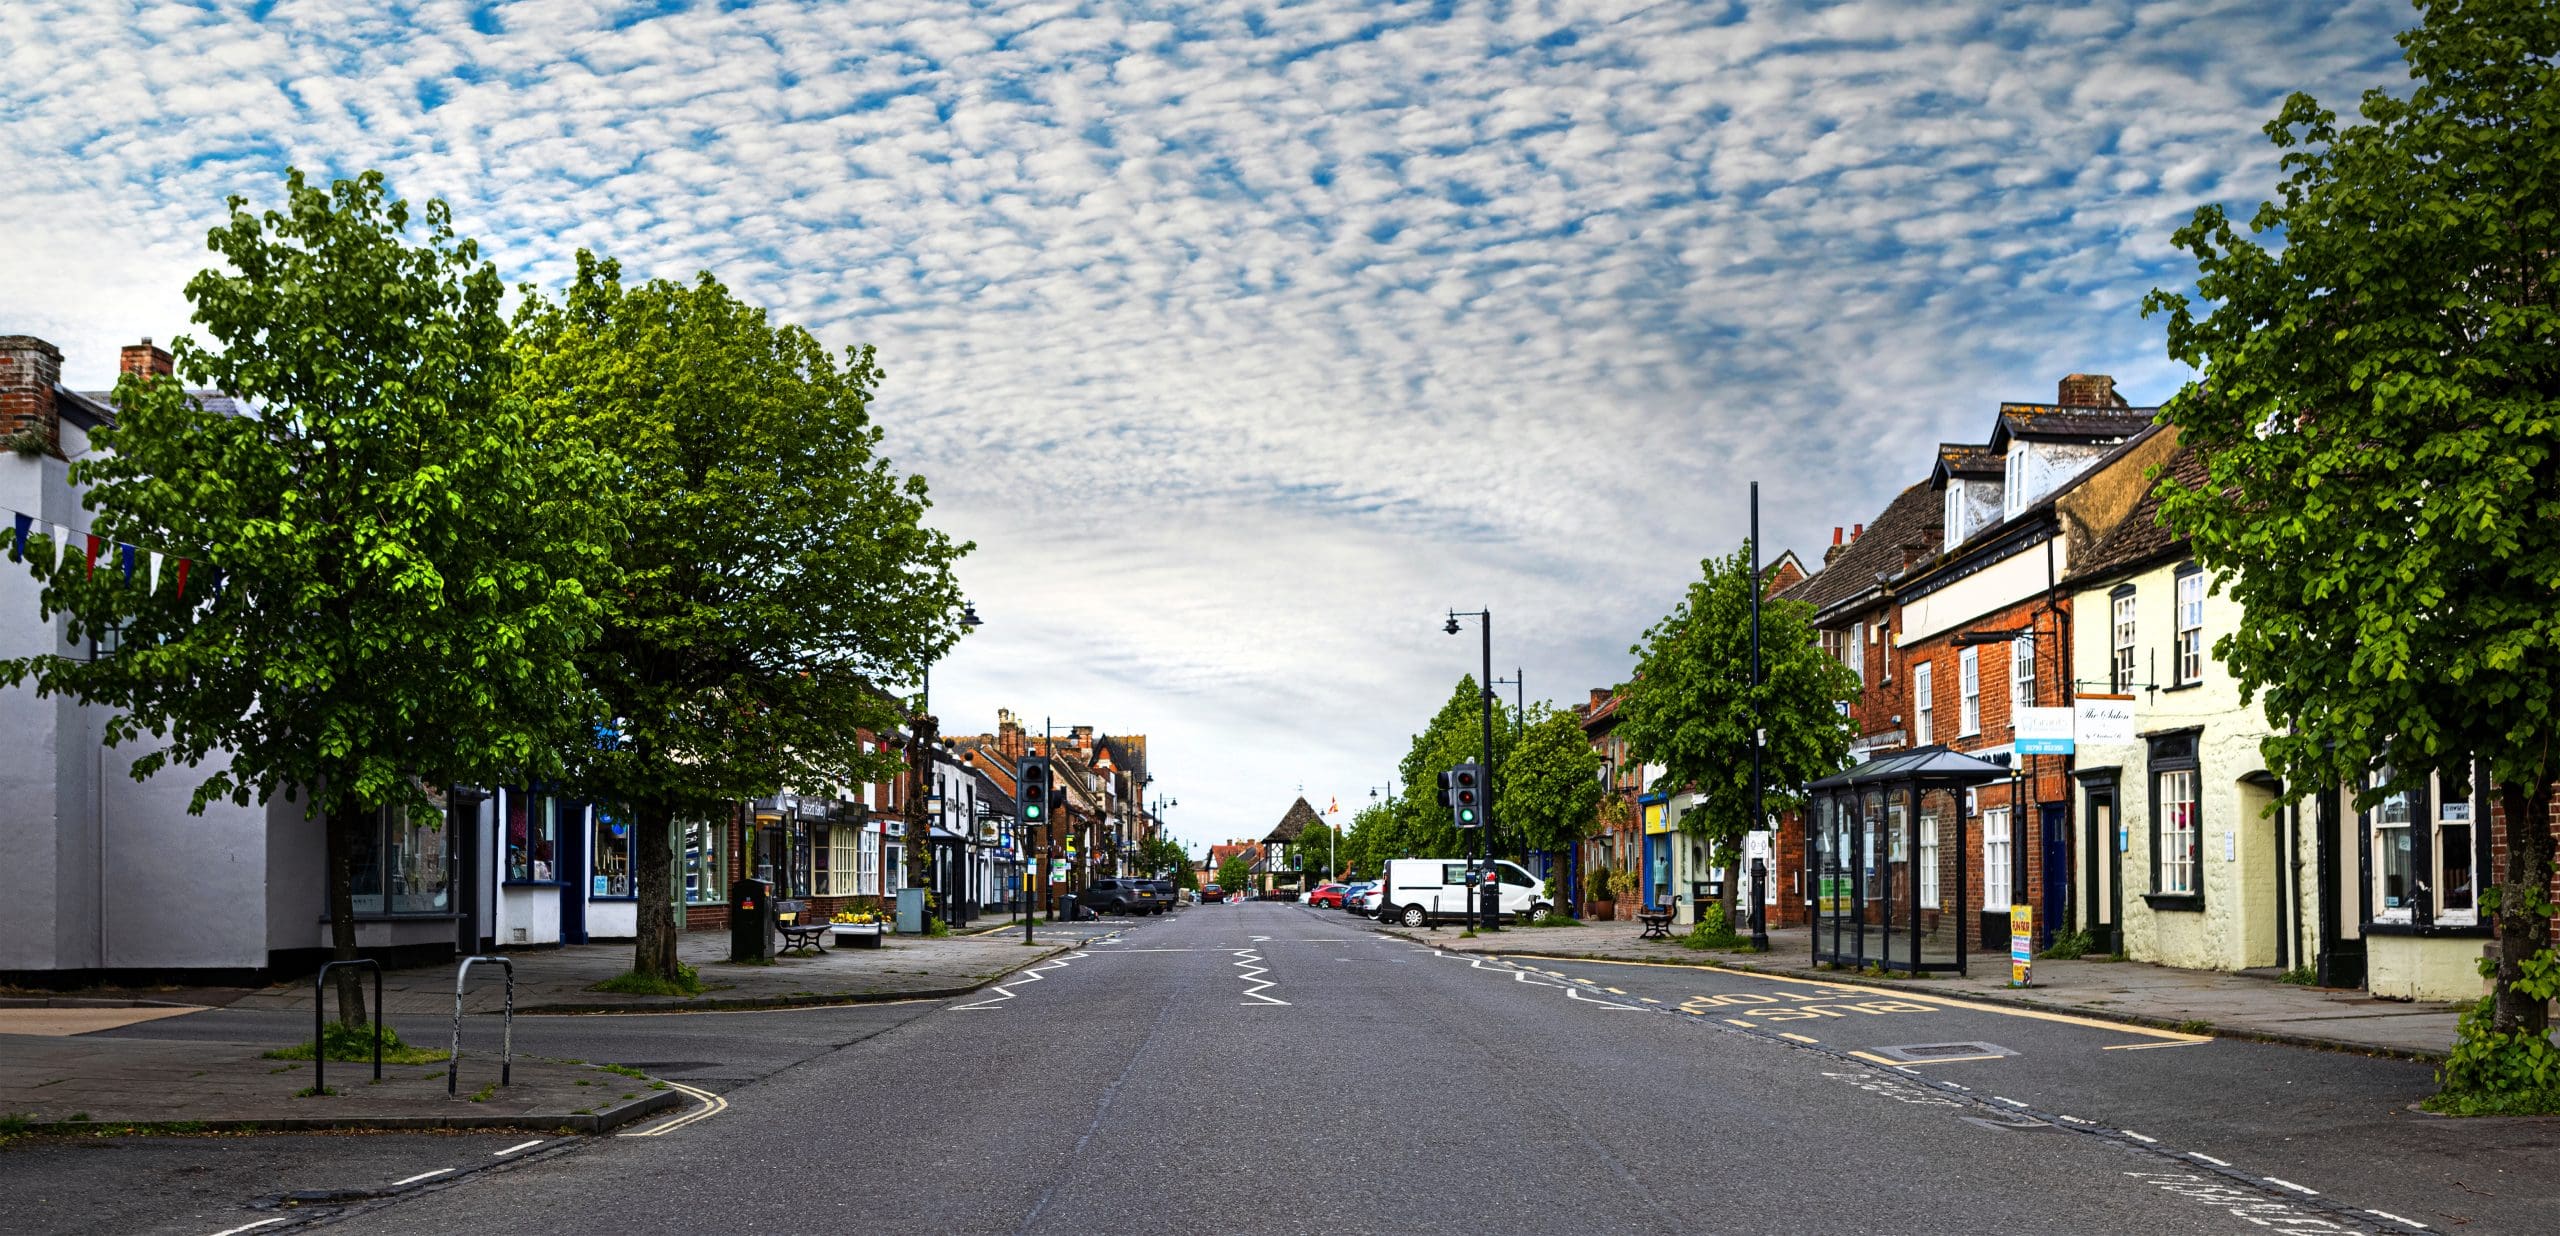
2 0 2412 851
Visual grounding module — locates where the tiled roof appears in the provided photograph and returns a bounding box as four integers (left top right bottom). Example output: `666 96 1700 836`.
1936 443 2002 479
1774 479 1942 618
1266 797 1320 844
1995 402 2158 442
2066 443 2206 585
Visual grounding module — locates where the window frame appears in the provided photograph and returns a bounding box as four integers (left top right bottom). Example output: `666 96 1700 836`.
339 796 459 919
591 809 635 901
1913 660 1934 745
2363 764 2487 932
2110 585 2137 693
1980 806 2011 912
2143 732 2203 911
1944 482 1965 552
1958 646 1981 737
503 790 563 887
2174 563 2205 686
1918 813 1940 909
680 816 727 906
2010 631 2035 711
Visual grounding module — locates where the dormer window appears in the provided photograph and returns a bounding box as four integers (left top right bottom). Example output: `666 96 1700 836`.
2003 448 2027 520
1944 481 1965 552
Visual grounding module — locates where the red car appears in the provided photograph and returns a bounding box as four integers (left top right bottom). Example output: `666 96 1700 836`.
1306 882 1349 908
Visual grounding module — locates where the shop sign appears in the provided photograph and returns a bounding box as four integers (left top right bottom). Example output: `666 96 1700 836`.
2015 707 2075 754
2076 695 2137 745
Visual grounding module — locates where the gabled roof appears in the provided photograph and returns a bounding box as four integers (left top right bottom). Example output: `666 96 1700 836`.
2066 443 2206 586
1991 402 2157 445
1775 479 1942 621
1266 797 1320 844
1933 443 2003 484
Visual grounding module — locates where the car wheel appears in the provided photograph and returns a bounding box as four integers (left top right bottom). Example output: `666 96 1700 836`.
1399 904 1427 928
1524 902 1549 923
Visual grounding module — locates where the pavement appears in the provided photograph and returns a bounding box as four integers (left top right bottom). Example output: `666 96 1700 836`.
1370 916 2469 1059
8 902 2553 1236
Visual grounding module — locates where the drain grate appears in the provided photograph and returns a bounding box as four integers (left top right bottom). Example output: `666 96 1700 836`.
1872 1041 2016 1063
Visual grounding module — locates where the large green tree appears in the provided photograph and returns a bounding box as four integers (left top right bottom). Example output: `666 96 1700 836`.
2143 0 2560 1108
1337 798 1395 883
1388 675 1520 861
1504 704 1604 887
1617 546 1859 922
0 171 607 1026
1294 819 1339 883
514 253 971 984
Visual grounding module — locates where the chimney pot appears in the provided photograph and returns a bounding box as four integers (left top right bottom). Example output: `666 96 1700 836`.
1852 522 1864 540
119 338 175 379
1831 526 1843 546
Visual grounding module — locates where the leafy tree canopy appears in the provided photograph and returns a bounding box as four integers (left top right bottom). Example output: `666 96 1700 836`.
2144 0 2558 1082
1615 546 1858 863
1504 704 1603 858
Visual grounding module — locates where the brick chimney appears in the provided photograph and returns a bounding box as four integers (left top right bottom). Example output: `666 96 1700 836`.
996 710 1025 761
120 337 174 378
2058 373 2124 407
1 335 63 457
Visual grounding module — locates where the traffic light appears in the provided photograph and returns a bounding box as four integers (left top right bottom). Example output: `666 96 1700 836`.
1439 763 1483 829
1017 757 1051 830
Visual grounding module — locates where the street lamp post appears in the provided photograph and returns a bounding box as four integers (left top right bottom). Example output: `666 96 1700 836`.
1445 608 1500 932
1749 483 1770 950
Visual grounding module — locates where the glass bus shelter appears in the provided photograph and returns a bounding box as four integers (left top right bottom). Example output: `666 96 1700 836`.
1805 745 2008 975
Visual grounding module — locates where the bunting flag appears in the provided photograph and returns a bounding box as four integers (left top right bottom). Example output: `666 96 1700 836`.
148 550 163 594
53 524 72 572
119 542 135 582
174 558 190 600
9 513 26 561
83 534 100 576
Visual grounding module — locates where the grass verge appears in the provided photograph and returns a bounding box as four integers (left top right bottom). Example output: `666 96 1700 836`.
591 964 704 997
263 1023 447 1066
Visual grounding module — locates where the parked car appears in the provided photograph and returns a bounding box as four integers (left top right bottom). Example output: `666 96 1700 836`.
1377 858 1551 927
1353 883 1388 916
1306 882 1349 908
1148 879 1179 911
1081 878 1152 916
1199 883 1224 903
1337 880 1377 912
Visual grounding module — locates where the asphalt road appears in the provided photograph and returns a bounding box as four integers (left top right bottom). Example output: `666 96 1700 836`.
16 903 2551 1235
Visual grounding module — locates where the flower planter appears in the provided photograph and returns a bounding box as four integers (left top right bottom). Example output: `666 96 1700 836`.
830 923 886 949
1587 899 1616 922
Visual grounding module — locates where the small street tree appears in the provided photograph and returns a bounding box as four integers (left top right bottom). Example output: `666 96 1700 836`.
515 253 971 987
2143 0 2560 1112
1617 546 1859 924
1504 704 1603 907
0 171 606 1028
1390 675 1518 861
1338 798 1395 883
1295 820 1338 883
1216 853 1251 897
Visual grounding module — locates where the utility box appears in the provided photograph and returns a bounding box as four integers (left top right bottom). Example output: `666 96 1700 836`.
895 886 927 934
730 878 774 962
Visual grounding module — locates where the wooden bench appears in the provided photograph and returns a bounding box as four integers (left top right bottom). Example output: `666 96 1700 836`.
1636 907 1677 939
774 900 829 955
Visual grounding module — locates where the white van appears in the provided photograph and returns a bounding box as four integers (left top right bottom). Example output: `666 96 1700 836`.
1380 858 1551 927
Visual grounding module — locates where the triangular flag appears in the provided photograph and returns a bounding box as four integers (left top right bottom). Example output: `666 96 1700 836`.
9 513 27 561
149 551 163 594
53 525 73 571
174 558 191 600
83 534 99 576
119 543 135 582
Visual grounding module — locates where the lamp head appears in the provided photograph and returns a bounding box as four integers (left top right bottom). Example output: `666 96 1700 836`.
1444 613 1462 635
960 603 984 629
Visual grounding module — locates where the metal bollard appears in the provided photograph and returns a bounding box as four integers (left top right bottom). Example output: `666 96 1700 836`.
448 955 515 1098
312 958 382 1095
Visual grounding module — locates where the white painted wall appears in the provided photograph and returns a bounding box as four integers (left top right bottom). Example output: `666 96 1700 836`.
1899 541 2068 645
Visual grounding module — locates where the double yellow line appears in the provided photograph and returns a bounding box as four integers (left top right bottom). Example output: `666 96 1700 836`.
619 1079 727 1137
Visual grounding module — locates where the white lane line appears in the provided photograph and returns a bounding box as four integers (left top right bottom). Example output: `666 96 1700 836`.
2054 1114 2092 1124
494 1139 544 1157
2121 1130 2159 1144
1993 1096 2028 1108
391 1168 455 1186
2366 1209 2428 1229
619 1080 728 1138
2261 1177 2320 1195
952 955 1074 1010
206 1219 291 1236
2186 1151 2230 1166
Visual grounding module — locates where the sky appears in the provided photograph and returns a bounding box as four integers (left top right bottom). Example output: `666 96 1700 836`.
4 0 2417 858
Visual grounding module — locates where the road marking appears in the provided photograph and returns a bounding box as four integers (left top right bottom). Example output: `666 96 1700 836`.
2121 1130 2158 1144
494 1139 544 1156
1993 1096 2028 1107
1604 987 1627 994
206 1219 291 1236
1724 1018 1754 1027
2102 1037 2210 1050
2187 1152 2230 1166
1519 955 2208 1046
1234 948 1289 1005
2366 1209 2428 1229
391 1168 455 1186
2262 1177 2320 1195
1778 1032 1820 1044
952 955 1075 1010
620 1080 727 1137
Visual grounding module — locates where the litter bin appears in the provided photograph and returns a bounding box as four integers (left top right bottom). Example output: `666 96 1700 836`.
1059 894 1079 924
730 878 774 961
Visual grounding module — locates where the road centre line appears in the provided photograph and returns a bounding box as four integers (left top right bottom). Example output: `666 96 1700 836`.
391 1168 455 1187
1500 954 2208 1046
494 1139 544 1156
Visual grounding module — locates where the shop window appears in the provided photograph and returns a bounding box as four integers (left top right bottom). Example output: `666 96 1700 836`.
592 811 632 898
506 792 560 884
2145 732 2203 908
681 817 726 905
817 826 862 896
341 797 454 917
2368 766 2481 928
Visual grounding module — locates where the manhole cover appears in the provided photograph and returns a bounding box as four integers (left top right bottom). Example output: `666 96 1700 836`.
1873 1041 2016 1063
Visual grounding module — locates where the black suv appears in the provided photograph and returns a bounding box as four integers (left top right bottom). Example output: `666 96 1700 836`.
1081 878 1148 916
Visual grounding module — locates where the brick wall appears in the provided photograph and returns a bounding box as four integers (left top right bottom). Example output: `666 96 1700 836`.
0 335 63 456
2486 780 2560 934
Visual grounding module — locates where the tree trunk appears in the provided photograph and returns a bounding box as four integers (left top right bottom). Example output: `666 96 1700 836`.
1716 836 1741 932
633 797 679 982
324 796 369 1031
2492 780 2553 1038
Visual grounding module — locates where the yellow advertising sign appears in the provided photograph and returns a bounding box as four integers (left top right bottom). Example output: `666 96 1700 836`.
1643 800 1672 835
2010 904 2034 987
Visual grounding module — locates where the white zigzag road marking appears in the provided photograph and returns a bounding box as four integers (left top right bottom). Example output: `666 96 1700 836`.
952 955 1074 1011
1233 948 1290 1005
